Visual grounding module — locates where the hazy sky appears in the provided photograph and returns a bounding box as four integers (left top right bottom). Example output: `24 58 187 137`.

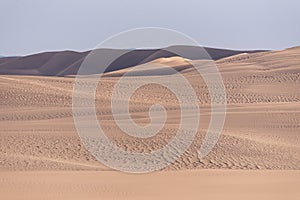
1 0 299 56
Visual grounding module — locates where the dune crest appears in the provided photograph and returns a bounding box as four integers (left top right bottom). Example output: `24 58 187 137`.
0 46 266 76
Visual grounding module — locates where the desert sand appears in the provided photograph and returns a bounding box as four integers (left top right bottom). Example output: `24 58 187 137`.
0 46 299 199
0 170 299 200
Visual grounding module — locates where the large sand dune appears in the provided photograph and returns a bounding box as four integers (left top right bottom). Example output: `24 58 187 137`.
0 46 264 76
0 47 299 199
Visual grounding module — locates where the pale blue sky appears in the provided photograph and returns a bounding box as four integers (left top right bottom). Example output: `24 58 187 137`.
1 0 299 56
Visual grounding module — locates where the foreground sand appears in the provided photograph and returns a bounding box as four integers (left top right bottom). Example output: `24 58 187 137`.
0 170 299 200
0 47 299 198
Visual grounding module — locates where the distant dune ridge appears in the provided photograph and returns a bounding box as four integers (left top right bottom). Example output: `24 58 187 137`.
0 46 266 76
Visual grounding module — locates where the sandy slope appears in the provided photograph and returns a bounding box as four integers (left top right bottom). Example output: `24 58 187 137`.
0 47 299 199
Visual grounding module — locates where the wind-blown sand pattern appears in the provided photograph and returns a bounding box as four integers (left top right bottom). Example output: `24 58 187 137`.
0 47 299 199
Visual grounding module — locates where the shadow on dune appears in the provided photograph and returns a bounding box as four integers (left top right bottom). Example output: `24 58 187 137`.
0 46 266 77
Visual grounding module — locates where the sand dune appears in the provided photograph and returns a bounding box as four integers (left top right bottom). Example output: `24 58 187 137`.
0 46 264 76
0 47 299 199
0 46 299 170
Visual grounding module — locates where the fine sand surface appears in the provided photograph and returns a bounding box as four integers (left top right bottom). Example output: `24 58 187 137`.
0 170 299 200
0 46 299 199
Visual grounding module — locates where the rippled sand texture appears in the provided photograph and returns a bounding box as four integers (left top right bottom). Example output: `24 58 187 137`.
1 47 299 170
0 47 299 199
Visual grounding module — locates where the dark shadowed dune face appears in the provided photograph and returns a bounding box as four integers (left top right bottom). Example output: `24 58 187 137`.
0 46 266 76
